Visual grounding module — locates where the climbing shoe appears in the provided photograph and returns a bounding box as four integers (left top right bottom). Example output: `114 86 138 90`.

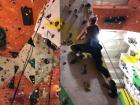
70 59 77 64
108 80 118 98
83 82 91 92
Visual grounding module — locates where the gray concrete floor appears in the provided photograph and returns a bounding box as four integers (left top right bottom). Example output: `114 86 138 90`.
61 46 122 105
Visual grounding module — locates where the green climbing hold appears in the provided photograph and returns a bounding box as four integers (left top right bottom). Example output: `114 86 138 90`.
8 77 15 89
60 85 74 105
29 58 35 68
133 70 140 90
0 27 6 48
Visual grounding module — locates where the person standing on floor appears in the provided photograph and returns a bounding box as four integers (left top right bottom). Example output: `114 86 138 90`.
70 16 118 98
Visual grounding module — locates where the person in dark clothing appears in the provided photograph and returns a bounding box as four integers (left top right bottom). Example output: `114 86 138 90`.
70 16 117 98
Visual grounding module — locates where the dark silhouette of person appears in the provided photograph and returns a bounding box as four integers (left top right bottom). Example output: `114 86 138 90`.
70 16 118 98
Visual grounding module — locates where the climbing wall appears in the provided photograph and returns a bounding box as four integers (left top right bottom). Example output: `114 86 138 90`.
60 1 92 104
0 34 38 84
93 0 140 33
0 66 60 105
119 31 140 104
35 0 61 47
0 0 60 85
0 33 59 85
0 1 60 104
60 0 122 105
34 34 59 84
0 0 46 57
99 30 128 87
0 0 61 105
31 0 61 84
61 0 93 44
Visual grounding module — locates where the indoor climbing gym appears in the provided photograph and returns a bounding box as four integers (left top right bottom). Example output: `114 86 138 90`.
0 0 140 105
0 0 60 105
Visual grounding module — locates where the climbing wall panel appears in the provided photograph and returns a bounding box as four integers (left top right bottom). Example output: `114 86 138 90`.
0 0 46 57
35 0 61 47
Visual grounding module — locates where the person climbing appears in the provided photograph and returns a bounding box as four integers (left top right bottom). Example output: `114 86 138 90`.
70 16 118 98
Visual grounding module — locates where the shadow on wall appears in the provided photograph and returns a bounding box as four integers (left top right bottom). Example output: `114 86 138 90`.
66 52 119 105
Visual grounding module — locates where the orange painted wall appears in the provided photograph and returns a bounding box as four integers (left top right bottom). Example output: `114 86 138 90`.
93 0 140 33
0 0 47 57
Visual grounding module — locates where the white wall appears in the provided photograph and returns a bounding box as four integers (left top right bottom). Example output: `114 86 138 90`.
35 0 61 47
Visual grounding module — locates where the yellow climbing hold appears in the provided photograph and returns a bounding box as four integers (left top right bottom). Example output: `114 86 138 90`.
44 18 61 30
121 52 140 63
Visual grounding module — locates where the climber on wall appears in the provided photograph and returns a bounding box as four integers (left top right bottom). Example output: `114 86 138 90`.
70 16 118 98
